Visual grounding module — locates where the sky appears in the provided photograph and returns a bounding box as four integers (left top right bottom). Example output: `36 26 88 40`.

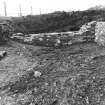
0 0 105 16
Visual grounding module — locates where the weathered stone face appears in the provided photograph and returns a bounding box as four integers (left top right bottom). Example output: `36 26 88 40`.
79 21 96 34
95 22 105 45
79 21 105 46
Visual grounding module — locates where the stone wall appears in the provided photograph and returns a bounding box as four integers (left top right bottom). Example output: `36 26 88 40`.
95 22 105 45
10 21 105 47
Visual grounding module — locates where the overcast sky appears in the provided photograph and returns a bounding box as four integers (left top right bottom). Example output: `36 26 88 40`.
0 0 105 16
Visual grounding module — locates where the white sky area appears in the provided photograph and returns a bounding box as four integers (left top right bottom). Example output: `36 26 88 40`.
0 0 105 16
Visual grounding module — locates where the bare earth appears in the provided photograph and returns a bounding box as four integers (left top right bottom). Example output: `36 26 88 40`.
0 41 105 105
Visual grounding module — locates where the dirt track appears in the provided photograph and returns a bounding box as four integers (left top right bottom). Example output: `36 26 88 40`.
0 41 105 105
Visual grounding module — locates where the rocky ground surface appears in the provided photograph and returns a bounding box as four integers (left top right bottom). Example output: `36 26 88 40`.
0 40 105 105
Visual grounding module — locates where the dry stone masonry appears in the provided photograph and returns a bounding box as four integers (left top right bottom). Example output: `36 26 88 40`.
11 21 105 47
